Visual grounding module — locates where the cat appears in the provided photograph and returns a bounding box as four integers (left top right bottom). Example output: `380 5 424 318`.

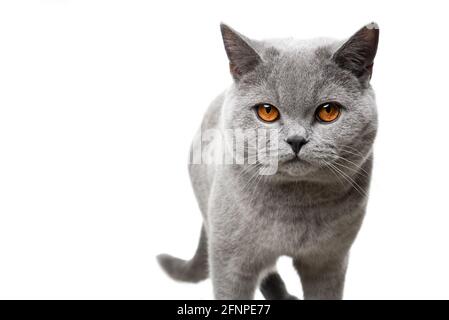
158 22 379 300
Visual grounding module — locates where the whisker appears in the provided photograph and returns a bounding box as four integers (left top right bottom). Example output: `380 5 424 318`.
339 145 366 158
334 152 370 175
327 162 368 198
241 163 264 193
236 163 260 178
247 172 265 207
321 160 346 187
332 160 369 178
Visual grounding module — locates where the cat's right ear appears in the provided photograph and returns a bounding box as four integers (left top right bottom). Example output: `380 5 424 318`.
220 23 262 80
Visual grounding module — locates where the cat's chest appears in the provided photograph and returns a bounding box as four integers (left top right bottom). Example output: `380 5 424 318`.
235 184 365 255
239 182 348 218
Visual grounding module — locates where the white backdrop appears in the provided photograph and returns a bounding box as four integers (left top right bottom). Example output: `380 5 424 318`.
0 0 448 299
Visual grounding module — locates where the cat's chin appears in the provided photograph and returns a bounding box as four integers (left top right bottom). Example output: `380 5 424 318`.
275 156 319 180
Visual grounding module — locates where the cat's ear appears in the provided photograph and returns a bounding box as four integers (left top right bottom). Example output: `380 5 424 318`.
332 22 379 83
220 23 262 80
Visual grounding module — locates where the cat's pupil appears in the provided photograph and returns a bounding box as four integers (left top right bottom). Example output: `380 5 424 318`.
265 105 272 113
324 105 331 113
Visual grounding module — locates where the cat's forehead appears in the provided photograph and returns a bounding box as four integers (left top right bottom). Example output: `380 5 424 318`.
240 38 360 111
262 38 339 74
262 37 339 52
237 37 360 108
261 39 338 96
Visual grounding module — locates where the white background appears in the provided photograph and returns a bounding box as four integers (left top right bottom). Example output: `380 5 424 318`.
0 0 448 299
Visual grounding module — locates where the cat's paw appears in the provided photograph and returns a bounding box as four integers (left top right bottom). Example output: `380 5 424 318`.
283 294 299 300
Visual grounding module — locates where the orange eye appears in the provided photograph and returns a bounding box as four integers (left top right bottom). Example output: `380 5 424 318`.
256 104 280 122
316 103 341 123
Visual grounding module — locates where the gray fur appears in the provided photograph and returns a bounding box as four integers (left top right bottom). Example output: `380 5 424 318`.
158 23 379 300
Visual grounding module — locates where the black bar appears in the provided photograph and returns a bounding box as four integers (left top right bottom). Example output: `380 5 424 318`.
0 300 445 319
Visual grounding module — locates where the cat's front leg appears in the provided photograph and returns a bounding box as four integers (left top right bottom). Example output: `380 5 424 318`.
293 252 349 300
209 239 270 300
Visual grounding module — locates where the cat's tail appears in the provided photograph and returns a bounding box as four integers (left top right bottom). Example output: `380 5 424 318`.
157 225 208 283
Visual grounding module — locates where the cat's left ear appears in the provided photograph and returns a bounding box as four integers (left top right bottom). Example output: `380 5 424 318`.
332 22 379 83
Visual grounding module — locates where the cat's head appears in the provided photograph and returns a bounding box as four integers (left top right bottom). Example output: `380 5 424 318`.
220 23 379 181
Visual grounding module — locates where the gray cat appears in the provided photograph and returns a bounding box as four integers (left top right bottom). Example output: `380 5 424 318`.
158 22 379 300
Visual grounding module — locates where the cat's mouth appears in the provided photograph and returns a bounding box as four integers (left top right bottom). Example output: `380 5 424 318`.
280 154 307 164
284 155 301 163
275 154 320 178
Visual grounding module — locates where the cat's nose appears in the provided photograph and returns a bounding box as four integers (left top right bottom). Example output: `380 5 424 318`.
286 136 308 155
